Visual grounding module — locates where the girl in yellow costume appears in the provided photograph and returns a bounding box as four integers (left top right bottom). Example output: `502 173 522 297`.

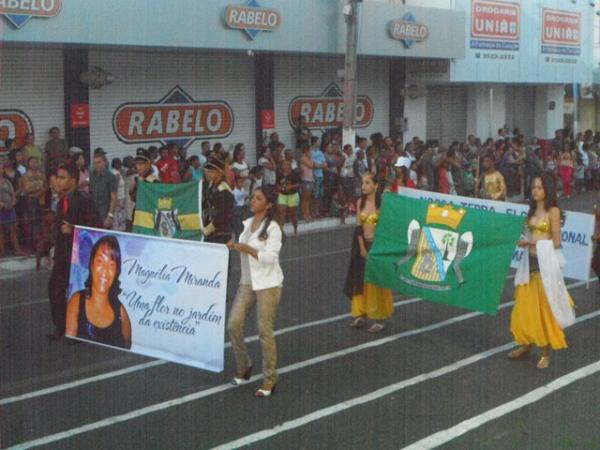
509 173 575 369
344 173 393 333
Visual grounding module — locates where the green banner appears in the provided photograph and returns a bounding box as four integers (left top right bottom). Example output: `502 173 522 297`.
133 181 203 241
365 193 524 314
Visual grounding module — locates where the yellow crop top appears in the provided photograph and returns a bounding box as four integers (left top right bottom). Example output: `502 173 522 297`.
528 216 551 236
359 211 380 225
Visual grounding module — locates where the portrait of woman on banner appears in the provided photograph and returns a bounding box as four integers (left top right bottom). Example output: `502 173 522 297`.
66 235 132 349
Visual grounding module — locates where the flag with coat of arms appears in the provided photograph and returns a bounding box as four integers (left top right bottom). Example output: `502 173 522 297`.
365 193 524 314
133 181 203 241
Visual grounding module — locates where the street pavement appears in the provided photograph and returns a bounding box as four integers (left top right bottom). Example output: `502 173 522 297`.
1 192 599 450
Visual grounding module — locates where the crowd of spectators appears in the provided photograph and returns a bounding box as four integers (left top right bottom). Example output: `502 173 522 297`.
0 122 597 260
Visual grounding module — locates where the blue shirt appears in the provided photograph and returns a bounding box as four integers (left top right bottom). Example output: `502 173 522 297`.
312 149 326 179
190 167 203 181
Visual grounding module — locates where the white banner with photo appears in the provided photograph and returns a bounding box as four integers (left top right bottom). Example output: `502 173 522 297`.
398 189 595 282
67 226 229 372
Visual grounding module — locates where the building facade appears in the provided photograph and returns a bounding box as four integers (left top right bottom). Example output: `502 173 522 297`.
0 0 594 163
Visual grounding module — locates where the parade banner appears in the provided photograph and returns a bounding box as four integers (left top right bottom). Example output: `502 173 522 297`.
133 180 203 240
67 227 228 372
365 193 524 314
398 188 595 282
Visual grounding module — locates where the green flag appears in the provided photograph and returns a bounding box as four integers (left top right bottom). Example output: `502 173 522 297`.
365 193 524 314
133 181 203 241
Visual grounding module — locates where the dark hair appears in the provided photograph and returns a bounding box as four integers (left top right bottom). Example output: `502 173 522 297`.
527 173 563 222
111 158 122 170
49 126 60 135
254 185 281 242
122 156 134 168
84 235 122 310
189 155 199 164
233 143 245 162
396 165 409 185
482 152 495 163
358 172 382 211
58 159 80 182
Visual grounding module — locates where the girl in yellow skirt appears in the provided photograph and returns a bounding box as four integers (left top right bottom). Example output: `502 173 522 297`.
509 173 575 369
344 172 393 333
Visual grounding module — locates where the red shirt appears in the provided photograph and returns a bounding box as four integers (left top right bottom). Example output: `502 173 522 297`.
438 168 450 194
390 179 415 193
156 157 181 184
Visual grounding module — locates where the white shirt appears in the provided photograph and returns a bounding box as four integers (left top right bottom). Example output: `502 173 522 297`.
340 153 355 178
233 187 247 207
232 161 249 178
238 218 284 291
259 157 277 185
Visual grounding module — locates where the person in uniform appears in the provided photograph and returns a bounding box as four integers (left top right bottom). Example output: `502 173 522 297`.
47 160 100 342
129 148 159 205
203 157 234 244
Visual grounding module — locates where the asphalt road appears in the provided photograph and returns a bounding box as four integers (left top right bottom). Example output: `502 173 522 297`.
1 192 599 450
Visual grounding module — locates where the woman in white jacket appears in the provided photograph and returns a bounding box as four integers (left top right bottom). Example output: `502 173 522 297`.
510 173 575 369
226 185 284 397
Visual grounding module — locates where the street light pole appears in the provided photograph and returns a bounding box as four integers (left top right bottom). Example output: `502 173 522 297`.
342 0 360 149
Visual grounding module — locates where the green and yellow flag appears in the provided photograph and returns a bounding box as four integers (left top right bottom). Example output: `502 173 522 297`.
133 181 203 241
365 193 524 314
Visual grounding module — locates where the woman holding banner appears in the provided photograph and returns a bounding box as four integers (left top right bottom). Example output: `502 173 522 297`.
226 185 284 397
344 172 393 333
66 235 132 349
510 174 575 369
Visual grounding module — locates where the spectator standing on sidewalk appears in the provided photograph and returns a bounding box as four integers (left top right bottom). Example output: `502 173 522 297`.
89 149 118 229
340 144 356 216
74 153 90 193
478 153 506 201
22 133 45 173
300 143 316 222
258 147 277 188
558 143 575 199
232 143 250 190
0 163 26 257
111 158 127 231
183 155 204 182
122 156 137 232
156 144 182 184
310 137 326 218
20 156 47 253
44 127 69 176
232 176 249 240
276 160 300 235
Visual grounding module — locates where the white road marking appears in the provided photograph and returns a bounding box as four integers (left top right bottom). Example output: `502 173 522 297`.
401 359 600 449
8 278 590 449
0 249 351 312
210 307 600 450
0 299 48 311
1 273 521 402
0 296 421 406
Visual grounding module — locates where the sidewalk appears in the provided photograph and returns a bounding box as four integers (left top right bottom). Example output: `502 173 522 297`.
0 216 355 275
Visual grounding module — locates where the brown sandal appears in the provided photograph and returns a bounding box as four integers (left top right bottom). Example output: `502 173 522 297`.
507 346 531 359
